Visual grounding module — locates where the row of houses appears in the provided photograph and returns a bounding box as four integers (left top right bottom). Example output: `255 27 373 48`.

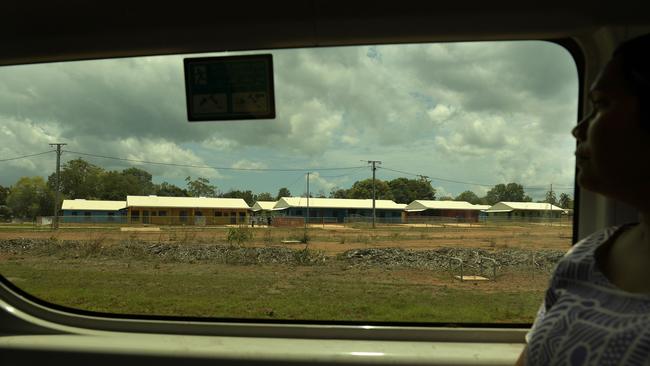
60 195 567 225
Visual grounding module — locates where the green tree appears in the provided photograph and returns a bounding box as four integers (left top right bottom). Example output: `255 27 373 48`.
438 196 454 201
387 177 436 203
0 206 11 222
276 187 291 200
98 171 130 200
0 184 12 222
347 179 394 200
98 168 157 200
0 185 9 205
47 158 104 199
7 177 54 219
544 190 558 205
185 176 218 197
483 183 532 205
454 190 481 204
155 182 189 197
329 187 348 198
221 190 255 206
121 167 155 195
558 193 574 209
255 192 274 201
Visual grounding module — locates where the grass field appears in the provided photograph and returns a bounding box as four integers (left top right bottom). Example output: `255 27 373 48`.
0 221 570 323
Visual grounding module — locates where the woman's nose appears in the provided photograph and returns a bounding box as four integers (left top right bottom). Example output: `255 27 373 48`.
571 115 589 141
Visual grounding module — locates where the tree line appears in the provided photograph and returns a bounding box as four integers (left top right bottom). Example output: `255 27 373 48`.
0 158 572 220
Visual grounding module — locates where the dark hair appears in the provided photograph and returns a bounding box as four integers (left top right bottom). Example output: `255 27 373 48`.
613 33 650 129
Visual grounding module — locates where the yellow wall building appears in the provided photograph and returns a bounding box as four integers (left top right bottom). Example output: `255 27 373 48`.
126 196 250 225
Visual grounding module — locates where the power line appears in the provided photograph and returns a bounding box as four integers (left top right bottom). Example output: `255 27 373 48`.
0 150 54 162
282 173 308 195
318 167 367 178
4 147 573 192
379 166 574 191
62 150 366 172
380 166 495 187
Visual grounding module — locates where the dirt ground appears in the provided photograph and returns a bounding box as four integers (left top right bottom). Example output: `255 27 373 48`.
0 222 573 255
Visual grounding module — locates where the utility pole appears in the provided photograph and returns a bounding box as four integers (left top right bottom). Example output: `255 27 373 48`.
49 143 66 230
305 172 310 231
366 160 382 229
549 183 553 221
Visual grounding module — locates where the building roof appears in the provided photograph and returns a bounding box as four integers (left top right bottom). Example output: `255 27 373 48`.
404 200 487 212
484 201 565 212
252 201 277 211
274 197 406 210
61 199 127 211
126 195 250 209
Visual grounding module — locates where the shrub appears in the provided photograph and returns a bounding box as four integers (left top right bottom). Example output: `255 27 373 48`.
227 226 253 246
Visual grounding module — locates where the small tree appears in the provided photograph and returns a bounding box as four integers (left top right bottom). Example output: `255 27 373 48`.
329 187 348 198
544 190 558 205
185 176 218 197
276 187 291 200
255 192 274 201
454 190 481 204
484 183 531 205
558 193 574 209
7 177 54 219
0 185 9 205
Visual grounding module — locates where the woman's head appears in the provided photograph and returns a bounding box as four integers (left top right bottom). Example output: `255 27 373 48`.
572 33 650 210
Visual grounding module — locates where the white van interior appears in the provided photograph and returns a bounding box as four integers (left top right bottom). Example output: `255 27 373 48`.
0 2 648 365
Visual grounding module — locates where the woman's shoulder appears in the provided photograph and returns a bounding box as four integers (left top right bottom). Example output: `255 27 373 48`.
565 226 622 257
552 225 629 282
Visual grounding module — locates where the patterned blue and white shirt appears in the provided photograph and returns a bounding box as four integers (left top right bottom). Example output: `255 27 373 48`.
526 224 650 365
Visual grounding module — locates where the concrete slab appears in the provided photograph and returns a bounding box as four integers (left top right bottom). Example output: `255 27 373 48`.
120 227 161 232
454 275 490 281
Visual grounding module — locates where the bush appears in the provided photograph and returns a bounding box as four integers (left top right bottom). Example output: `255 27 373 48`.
227 226 253 246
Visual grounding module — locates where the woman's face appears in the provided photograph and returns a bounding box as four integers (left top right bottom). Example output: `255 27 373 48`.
572 56 650 208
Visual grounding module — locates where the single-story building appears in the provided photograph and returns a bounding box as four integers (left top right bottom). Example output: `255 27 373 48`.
483 201 566 219
126 195 250 225
273 197 406 223
251 201 277 217
61 199 127 223
404 200 489 222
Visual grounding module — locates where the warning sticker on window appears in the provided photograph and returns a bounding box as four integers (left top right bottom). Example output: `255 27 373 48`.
184 54 275 121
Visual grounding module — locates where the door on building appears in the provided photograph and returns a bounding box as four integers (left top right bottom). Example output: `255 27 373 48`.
142 210 150 224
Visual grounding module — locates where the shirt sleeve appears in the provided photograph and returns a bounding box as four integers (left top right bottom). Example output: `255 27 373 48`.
526 301 547 343
525 260 564 343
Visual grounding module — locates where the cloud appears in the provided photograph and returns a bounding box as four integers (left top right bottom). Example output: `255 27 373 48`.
0 41 578 197
427 104 454 124
434 186 454 199
231 159 267 170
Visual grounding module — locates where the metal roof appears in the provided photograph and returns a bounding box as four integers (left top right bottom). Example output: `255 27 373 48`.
126 195 250 209
61 199 127 211
274 197 406 210
486 202 565 212
252 201 277 211
404 200 487 212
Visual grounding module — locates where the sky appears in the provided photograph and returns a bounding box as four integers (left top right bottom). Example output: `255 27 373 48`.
0 41 578 200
